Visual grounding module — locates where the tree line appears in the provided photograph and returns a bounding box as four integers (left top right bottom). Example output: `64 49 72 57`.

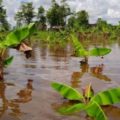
14 0 91 30
0 0 120 35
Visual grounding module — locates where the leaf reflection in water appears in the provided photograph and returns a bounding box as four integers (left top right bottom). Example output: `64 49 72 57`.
0 79 33 119
71 63 111 89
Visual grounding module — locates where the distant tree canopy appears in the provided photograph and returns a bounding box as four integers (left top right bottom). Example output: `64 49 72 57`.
0 1 10 31
37 6 46 30
67 10 89 30
46 0 71 28
67 15 76 28
96 18 109 32
15 2 35 26
12 0 120 33
15 11 23 27
76 10 89 27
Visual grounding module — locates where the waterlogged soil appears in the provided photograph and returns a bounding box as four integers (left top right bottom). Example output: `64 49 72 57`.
1 40 120 120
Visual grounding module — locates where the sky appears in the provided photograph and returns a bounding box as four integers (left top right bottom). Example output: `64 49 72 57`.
2 0 120 26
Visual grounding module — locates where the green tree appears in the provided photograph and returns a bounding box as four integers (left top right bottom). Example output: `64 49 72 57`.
37 6 46 30
47 0 70 28
96 18 109 32
15 11 23 27
15 2 35 25
76 10 89 28
67 15 76 28
0 2 10 31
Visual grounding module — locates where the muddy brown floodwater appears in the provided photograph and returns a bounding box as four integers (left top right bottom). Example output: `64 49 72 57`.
0 40 120 120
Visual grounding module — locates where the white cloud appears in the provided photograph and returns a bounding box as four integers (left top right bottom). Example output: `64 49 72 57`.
107 9 120 18
2 0 120 26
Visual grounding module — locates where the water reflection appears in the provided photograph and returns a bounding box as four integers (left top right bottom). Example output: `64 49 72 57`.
0 81 7 117
104 105 120 120
90 64 111 81
71 72 83 88
39 42 48 60
6 40 120 120
71 61 111 88
14 79 33 103
0 79 33 118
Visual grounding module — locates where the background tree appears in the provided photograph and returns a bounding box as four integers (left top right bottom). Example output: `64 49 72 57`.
15 2 35 25
60 0 71 25
96 18 109 32
67 15 76 28
0 1 10 31
37 6 46 30
15 11 23 27
76 10 89 29
46 0 70 29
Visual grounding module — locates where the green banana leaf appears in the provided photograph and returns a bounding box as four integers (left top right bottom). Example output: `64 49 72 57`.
51 82 83 100
85 101 107 120
91 87 120 105
58 103 86 114
0 27 29 48
0 23 35 48
28 23 36 35
71 34 89 57
4 56 14 67
76 49 89 57
72 34 84 50
89 48 111 56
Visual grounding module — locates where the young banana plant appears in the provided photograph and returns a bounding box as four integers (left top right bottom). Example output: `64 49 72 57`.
71 34 111 63
51 82 120 120
0 23 36 80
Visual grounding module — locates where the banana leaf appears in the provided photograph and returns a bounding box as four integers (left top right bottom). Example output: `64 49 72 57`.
91 87 120 105
58 103 85 114
0 27 29 48
28 23 36 35
76 49 89 57
4 56 14 67
51 82 83 100
89 48 111 56
0 23 35 48
71 34 84 50
85 101 107 120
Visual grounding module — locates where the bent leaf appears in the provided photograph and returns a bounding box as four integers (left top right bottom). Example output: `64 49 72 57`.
85 101 107 120
89 48 111 56
91 87 120 105
0 23 36 48
51 82 83 100
76 49 89 57
71 34 88 57
58 103 85 114
0 27 29 48
28 23 36 35
4 56 14 67
71 34 84 50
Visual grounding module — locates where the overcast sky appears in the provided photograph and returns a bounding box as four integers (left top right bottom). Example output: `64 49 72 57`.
2 0 120 26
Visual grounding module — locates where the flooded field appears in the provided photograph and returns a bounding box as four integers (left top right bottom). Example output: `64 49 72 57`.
1 40 120 120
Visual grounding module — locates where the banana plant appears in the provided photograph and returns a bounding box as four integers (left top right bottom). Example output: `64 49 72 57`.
51 82 120 120
71 34 111 63
0 23 36 80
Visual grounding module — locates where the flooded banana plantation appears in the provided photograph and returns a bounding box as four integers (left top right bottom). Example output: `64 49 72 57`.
1 0 120 120
0 38 119 120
